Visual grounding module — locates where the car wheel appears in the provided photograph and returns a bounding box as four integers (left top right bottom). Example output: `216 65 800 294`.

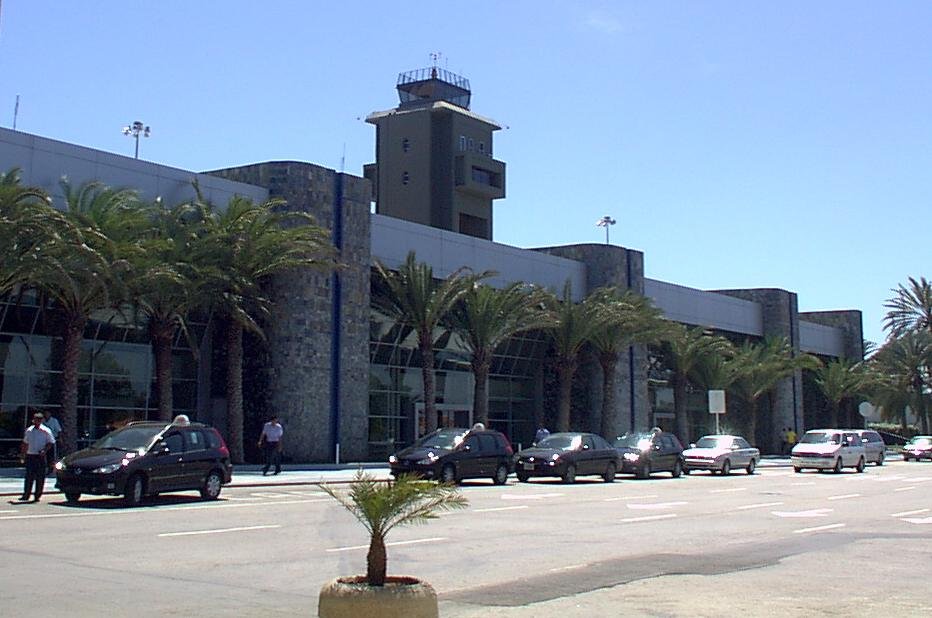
721 459 731 476
671 460 682 478
200 470 223 500
636 462 651 480
833 458 843 474
603 462 616 483
124 474 145 507
492 464 509 486
903 455 910 462
683 467 691 475
746 459 756 475
856 457 865 474
794 466 802 473
877 453 884 466
561 464 576 484
64 492 81 503
441 464 458 485
516 471 530 482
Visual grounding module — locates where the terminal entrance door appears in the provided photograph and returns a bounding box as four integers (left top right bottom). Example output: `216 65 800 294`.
414 404 473 439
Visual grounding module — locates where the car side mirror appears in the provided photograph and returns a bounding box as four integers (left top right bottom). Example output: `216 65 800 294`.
653 444 661 451
582 444 590 450
462 444 471 452
689 443 696 448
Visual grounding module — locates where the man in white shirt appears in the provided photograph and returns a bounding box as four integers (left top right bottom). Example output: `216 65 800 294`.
20 413 56 502
257 415 284 476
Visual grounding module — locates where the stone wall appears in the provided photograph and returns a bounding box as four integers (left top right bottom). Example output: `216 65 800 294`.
207 162 371 462
800 310 865 360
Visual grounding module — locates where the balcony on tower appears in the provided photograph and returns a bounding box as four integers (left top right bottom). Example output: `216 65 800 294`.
397 67 471 110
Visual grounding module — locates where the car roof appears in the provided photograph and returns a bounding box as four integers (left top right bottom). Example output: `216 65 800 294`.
124 421 213 430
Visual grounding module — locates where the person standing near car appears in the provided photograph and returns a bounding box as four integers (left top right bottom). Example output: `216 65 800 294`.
258 415 284 476
19 413 55 502
43 411 62 470
534 426 550 445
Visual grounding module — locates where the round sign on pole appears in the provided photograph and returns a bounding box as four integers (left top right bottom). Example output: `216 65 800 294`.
708 390 726 415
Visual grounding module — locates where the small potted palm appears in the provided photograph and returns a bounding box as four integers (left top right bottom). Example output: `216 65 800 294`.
318 471 467 618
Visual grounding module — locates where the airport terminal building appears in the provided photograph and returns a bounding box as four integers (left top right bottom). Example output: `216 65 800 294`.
0 68 863 463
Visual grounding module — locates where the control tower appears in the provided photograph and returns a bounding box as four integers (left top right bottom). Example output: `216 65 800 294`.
364 65 506 240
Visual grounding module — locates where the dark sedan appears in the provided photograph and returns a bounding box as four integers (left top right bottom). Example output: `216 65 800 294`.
614 431 685 479
389 427 514 484
515 433 619 484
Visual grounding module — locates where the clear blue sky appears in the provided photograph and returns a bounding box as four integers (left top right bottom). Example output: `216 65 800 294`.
1 1 929 348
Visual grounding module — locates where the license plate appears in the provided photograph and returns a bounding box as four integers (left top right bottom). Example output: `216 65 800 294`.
522 463 535 471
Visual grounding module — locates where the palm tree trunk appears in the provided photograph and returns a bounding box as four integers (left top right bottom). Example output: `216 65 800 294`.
151 320 174 422
59 313 87 455
673 372 689 443
226 322 244 463
556 363 575 432
367 532 387 586
599 353 618 439
748 399 759 447
829 400 839 428
420 334 437 435
472 358 490 427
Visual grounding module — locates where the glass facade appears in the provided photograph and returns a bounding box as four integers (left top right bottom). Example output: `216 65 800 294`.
0 294 200 463
368 310 546 460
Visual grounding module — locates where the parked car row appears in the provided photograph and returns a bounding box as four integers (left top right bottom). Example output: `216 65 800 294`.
389 427 770 485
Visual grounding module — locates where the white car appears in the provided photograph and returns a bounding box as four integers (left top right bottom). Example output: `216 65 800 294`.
791 429 866 473
683 435 760 475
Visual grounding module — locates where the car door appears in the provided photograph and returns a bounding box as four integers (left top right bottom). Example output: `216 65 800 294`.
733 437 753 467
459 435 482 479
657 435 676 471
181 428 211 488
577 436 598 474
150 431 186 491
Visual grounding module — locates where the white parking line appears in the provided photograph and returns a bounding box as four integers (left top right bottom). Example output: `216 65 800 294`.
326 537 446 553
0 510 18 514
603 494 658 502
793 523 845 534
473 505 528 513
772 508 833 518
894 486 916 492
620 514 677 524
827 493 860 501
891 508 929 517
158 524 281 538
627 501 688 510
901 517 932 525
549 563 587 572
735 501 784 511
710 487 748 494
501 493 564 500
791 482 816 486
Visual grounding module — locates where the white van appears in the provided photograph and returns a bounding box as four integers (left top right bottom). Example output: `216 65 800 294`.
791 429 866 473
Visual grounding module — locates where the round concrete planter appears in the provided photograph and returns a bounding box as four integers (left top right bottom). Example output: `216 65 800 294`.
318 575 438 618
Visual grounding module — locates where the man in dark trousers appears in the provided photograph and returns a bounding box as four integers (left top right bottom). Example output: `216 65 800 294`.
20 413 56 502
257 415 284 475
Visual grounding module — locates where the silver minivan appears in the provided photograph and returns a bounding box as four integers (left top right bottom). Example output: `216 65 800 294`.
791 429 866 473
855 429 885 466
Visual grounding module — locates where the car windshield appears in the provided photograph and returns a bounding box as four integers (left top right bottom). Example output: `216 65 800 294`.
92 425 164 450
695 437 729 449
538 435 581 451
615 433 653 450
799 432 835 444
907 437 931 447
414 429 466 450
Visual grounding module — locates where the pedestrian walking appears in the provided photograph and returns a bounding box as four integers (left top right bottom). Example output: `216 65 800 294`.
43 411 63 470
257 415 284 475
785 427 798 454
20 413 55 502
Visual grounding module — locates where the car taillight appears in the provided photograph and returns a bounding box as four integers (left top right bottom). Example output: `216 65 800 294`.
503 438 514 456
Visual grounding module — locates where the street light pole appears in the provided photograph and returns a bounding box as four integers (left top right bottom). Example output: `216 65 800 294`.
122 121 150 159
596 215 616 245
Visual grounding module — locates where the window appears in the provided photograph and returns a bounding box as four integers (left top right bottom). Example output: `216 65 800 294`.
402 138 410 152
184 429 205 451
479 434 497 453
402 171 409 185
583 436 595 450
478 141 485 154
163 432 184 453
735 438 751 449
459 135 467 151
464 436 480 452
468 137 474 151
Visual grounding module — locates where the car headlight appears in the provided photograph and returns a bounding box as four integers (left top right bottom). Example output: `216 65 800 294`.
92 463 123 474
550 453 561 461
623 452 640 462
54 461 66 471
388 455 397 464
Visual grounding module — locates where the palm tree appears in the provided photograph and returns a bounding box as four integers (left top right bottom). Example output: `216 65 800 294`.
869 332 932 433
25 180 146 454
658 324 732 444
130 199 207 421
447 281 547 427
373 252 486 436
813 358 867 427
321 471 467 586
193 195 335 462
587 289 669 439
884 276 932 337
0 168 59 296
541 282 607 432
730 336 819 446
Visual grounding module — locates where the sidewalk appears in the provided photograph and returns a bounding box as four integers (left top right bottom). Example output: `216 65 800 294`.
0 463 392 497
